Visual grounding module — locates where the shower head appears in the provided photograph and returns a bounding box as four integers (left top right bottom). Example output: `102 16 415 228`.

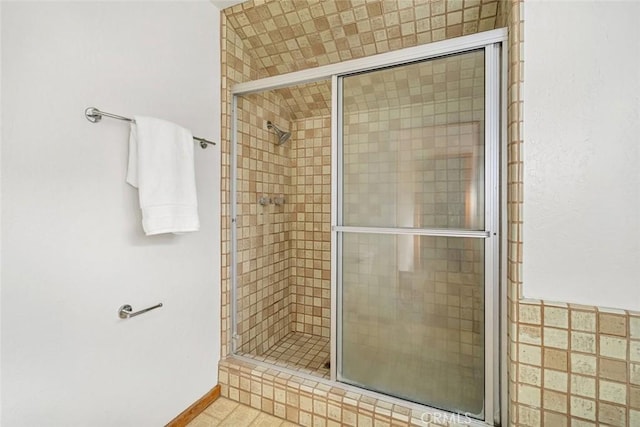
266 121 291 145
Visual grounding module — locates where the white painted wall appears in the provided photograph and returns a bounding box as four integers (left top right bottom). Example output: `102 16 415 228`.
523 1 640 310
210 0 245 9
0 2 3 422
1 2 221 425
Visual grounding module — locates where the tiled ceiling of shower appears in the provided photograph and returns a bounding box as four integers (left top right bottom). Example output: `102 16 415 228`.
226 0 503 119
275 80 332 119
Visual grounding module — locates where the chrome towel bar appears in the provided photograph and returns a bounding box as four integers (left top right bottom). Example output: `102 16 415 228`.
118 302 163 319
85 107 216 149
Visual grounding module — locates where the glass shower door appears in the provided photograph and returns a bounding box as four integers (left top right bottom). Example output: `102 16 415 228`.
336 49 496 419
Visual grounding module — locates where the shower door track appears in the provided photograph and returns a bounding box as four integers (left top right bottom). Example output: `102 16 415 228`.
229 28 508 427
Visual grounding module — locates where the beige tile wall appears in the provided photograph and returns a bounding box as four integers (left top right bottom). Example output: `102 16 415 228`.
235 91 293 355
514 303 640 426
226 63 334 354
290 115 332 337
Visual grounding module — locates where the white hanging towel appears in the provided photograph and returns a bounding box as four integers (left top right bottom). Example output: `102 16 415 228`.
126 116 199 235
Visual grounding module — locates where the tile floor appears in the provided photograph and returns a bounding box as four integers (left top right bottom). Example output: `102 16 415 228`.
238 332 330 379
187 397 296 427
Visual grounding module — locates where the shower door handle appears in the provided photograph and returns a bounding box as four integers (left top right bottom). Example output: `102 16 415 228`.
118 303 163 319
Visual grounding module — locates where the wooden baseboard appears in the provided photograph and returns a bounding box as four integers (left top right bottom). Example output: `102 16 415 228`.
166 384 221 427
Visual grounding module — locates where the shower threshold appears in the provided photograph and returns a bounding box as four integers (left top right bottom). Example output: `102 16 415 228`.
237 332 330 379
221 356 491 427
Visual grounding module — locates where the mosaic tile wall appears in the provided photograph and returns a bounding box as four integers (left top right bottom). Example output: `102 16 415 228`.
230 80 334 354
233 90 334 368
514 302 640 426
290 115 332 337
234 91 293 356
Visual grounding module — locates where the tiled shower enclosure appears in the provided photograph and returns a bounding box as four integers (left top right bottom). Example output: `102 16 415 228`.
220 1 514 426
229 42 498 422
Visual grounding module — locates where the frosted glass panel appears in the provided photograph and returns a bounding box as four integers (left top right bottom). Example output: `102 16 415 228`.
342 50 485 230
340 233 485 416
338 49 489 419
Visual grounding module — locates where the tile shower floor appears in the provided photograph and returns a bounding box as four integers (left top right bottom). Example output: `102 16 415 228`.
239 332 330 379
